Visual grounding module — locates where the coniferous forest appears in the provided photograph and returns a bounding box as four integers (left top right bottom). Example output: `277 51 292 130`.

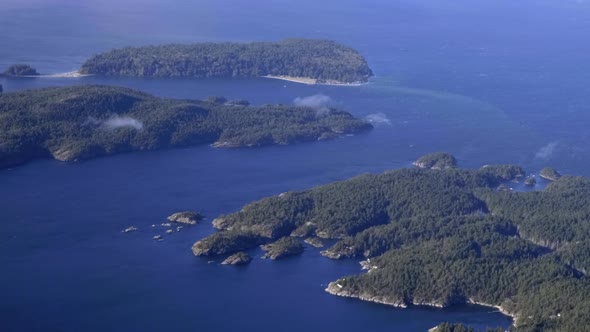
80 39 373 83
192 156 590 332
0 85 371 169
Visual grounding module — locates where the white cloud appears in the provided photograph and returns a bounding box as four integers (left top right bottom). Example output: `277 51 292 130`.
535 141 558 160
103 116 144 130
365 113 392 126
83 115 144 130
293 94 333 118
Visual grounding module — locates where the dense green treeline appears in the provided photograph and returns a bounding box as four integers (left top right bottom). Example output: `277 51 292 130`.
0 85 371 169
80 39 373 83
193 154 590 331
433 323 504 332
198 168 499 252
478 176 590 248
2 64 39 76
413 151 458 169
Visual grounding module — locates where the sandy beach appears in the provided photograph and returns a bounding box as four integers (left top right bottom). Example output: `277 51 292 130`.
39 71 92 78
263 75 366 86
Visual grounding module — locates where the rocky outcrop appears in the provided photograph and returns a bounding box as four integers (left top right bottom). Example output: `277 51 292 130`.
524 176 536 187
291 222 317 237
212 217 231 229
413 152 458 170
304 237 324 248
192 231 263 256
122 226 137 233
540 167 561 181
222 252 252 265
325 282 408 308
320 248 345 259
167 211 203 225
261 237 304 259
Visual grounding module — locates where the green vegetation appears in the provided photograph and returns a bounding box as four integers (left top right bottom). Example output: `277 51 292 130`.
0 85 371 169
540 167 561 181
524 176 537 187
261 237 304 259
192 231 263 256
433 323 504 332
413 152 458 169
304 237 324 248
2 64 39 76
194 153 590 331
478 164 525 183
167 211 203 225
80 39 373 83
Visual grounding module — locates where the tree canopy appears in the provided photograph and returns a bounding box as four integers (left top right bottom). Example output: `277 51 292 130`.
0 85 371 169
80 39 373 83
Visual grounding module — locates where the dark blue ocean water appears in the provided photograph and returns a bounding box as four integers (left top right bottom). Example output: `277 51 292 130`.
2 0 590 331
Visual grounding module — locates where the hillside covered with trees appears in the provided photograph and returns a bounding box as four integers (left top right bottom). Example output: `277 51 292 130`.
193 154 590 331
0 85 371 169
80 39 373 83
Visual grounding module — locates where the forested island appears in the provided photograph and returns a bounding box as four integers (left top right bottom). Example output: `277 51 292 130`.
80 39 373 84
193 154 590 331
1 64 39 77
0 85 371 169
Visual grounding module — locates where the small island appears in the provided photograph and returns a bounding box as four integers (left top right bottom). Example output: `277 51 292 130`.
0 85 371 169
261 237 304 259
222 252 252 265
167 211 203 225
80 39 373 85
192 153 590 331
413 152 457 170
540 167 562 181
524 176 536 187
2 64 39 77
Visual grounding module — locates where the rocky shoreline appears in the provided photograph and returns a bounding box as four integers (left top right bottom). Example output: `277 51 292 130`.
325 282 516 326
325 282 449 309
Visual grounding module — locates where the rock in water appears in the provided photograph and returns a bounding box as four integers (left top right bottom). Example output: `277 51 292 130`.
524 176 537 187
167 211 203 225
122 226 138 233
222 252 252 265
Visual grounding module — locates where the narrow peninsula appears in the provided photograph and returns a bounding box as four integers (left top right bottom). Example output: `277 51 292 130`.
79 39 373 85
0 85 371 169
193 153 590 331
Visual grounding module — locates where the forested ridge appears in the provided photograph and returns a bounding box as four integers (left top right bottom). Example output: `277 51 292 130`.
80 39 373 83
193 155 590 331
0 85 371 169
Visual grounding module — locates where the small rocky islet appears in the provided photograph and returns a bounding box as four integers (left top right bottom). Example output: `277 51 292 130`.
167 211 203 225
540 167 562 181
222 252 252 265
